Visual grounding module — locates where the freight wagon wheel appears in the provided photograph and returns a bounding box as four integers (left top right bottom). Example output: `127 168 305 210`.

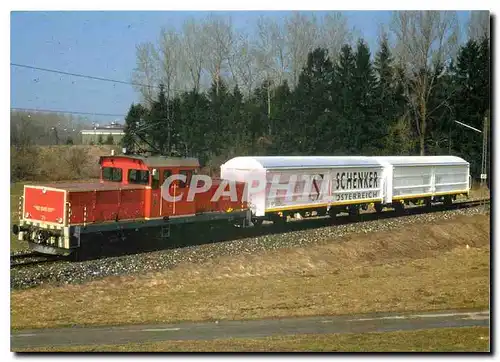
316 208 327 217
348 207 360 218
328 208 338 219
394 202 405 214
271 214 287 226
374 203 384 213
443 196 453 207
252 218 263 227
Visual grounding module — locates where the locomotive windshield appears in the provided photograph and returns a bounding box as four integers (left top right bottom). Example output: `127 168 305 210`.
128 169 150 185
102 167 123 182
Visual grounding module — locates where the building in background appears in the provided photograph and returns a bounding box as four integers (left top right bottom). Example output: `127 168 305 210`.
81 121 125 145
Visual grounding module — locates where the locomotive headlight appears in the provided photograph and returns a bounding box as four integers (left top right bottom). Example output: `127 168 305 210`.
57 217 63 224
25 212 31 218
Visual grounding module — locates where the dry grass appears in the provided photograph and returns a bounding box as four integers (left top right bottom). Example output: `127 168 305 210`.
469 184 490 200
10 144 115 250
11 145 119 182
14 327 490 352
11 214 490 330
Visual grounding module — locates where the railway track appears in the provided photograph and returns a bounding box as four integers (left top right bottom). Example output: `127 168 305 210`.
228 197 491 239
10 252 65 269
10 198 489 266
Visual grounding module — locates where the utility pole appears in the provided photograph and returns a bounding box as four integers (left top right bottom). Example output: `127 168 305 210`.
215 64 220 97
453 119 489 211
159 83 170 156
267 77 272 136
480 115 489 211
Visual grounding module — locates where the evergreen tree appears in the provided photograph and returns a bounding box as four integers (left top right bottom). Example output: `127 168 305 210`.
332 44 357 154
145 84 169 154
247 80 272 155
374 35 407 154
225 85 251 156
353 39 379 154
122 103 147 153
268 80 294 155
450 37 490 179
179 89 210 162
291 48 335 155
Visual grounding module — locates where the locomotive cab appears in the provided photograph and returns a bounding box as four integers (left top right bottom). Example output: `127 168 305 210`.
14 153 249 257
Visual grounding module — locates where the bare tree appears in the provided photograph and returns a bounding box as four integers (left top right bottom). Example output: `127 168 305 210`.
254 16 289 87
468 10 490 40
285 12 321 86
319 12 353 63
390 10 459 155
231 32 262 97
202 14 235 94
132 42 161 105
158 27 182 100
181 18 206 92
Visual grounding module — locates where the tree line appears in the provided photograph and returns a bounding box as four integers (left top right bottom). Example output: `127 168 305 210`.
10 111 89 146
123 15 490 180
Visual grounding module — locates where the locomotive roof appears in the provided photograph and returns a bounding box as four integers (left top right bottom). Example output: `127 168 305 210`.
100 155 200 168
221 156 383 170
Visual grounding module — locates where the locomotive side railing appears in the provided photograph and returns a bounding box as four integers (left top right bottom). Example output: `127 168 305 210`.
18 195 23 221
66 202 72 226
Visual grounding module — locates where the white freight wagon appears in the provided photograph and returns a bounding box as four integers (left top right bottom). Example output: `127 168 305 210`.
373 156 470 205
221 156 394 221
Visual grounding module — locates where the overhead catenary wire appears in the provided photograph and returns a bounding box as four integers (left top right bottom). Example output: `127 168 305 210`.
11 63 184 156
11 63 159 89
10 107 126 118
11 63 188 94
11 63 187 118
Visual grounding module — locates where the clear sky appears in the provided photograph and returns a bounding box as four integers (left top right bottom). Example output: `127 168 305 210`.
10 11 472 124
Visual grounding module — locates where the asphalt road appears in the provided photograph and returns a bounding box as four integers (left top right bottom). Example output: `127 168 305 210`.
12 309 489 350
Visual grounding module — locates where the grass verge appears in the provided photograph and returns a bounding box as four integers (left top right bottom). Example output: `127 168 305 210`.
10 182 26 252
14 327 490 352
11 213 490 330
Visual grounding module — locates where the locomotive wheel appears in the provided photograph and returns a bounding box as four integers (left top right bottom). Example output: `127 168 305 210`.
70 249 80 262
70 244 87 262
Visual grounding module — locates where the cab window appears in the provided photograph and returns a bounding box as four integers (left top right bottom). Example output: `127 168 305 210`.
152 169 160 189
162 170 173 187
102 167 122 182
179 170 192 188
128 169 150 185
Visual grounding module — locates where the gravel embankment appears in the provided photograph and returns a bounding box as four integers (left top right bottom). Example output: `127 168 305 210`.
11 206 490 290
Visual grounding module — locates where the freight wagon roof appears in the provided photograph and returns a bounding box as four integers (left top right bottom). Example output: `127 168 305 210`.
373 156 469 166
100 155 200 168
221 156 383 170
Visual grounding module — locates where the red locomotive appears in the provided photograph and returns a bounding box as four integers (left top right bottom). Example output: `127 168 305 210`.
13 154 250 258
